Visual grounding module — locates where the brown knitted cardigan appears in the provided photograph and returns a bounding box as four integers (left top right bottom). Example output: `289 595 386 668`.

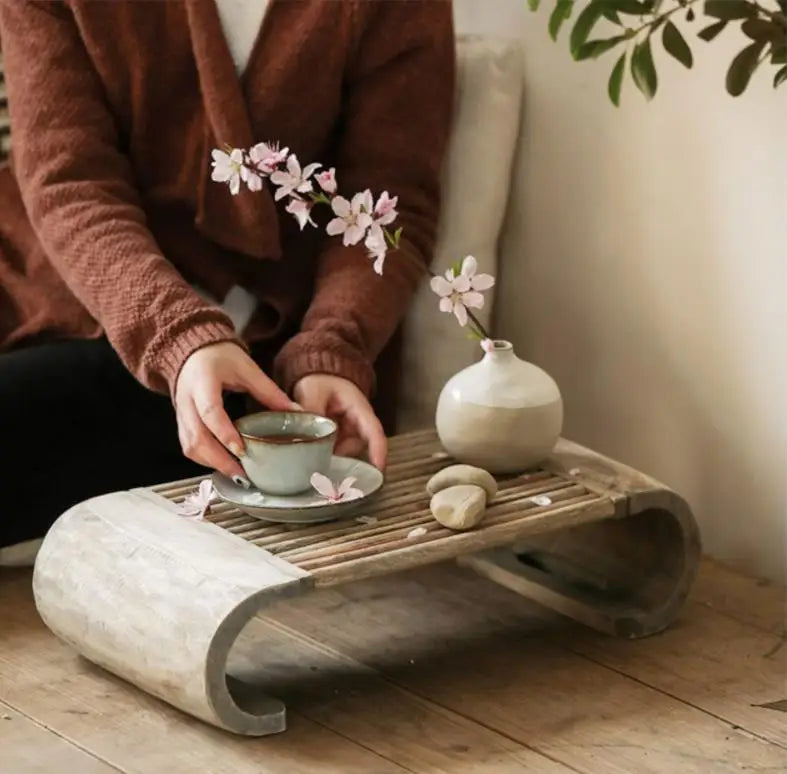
0 0 454 402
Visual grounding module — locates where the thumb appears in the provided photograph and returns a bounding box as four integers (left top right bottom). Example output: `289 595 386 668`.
239 361 298 411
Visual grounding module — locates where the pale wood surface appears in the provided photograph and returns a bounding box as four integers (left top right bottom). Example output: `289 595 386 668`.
2 559 785 773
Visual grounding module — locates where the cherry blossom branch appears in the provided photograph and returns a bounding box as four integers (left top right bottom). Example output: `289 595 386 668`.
211 142 495 345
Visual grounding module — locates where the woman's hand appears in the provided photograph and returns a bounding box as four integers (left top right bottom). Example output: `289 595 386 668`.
175 342 297 479
293 374 387 470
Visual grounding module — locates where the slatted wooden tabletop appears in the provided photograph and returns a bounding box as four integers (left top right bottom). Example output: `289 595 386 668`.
152 430 616 587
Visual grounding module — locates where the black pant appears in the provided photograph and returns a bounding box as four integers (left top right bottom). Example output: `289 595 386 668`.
0 337 242 548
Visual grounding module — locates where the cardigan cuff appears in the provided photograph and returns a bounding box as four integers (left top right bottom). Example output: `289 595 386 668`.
155 320 243 398
274 336 375 398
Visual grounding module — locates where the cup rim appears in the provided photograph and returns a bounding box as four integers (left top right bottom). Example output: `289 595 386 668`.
235 410 338 444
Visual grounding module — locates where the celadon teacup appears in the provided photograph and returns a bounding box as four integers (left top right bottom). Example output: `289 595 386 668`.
234 411 337 496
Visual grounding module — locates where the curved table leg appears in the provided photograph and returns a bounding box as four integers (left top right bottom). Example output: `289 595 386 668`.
459 442 702 639
32 489 311 735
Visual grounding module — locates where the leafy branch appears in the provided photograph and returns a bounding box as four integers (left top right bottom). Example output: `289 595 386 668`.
528 0 787 103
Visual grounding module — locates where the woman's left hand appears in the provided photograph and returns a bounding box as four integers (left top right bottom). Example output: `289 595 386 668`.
293 374 387 470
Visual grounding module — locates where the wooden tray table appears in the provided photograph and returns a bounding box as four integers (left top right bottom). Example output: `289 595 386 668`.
31 430 701 736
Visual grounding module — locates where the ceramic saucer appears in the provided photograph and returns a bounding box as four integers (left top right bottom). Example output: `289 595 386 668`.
211 456 384 524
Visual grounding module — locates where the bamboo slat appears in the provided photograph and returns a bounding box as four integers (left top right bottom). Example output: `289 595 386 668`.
151 431 613 586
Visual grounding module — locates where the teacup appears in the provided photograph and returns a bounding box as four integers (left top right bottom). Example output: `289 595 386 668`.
234 411 337 496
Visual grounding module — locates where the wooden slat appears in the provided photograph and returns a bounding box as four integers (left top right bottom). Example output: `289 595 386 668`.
263 564 787 774
0 701 119 774
153 431 615 586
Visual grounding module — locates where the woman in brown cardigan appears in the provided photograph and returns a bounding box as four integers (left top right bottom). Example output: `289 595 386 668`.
0 0 454 549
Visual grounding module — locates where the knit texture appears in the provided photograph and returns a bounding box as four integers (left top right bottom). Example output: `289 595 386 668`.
0 0 454 398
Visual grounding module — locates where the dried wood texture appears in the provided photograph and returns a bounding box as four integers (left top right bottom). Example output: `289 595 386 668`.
156 432 616 587
31 491 311 736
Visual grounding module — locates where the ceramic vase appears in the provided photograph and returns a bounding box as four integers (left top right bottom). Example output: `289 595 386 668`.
435 340 563 473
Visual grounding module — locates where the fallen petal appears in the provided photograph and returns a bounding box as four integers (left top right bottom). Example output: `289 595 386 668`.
407 526 428 539
356 515 378 525
530 495 552 507
311 472 337 499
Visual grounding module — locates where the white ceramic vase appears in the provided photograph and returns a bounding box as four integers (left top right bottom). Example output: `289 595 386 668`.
435 340 563 473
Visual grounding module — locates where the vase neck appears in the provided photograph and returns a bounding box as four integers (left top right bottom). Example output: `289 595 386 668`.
483 340 515 364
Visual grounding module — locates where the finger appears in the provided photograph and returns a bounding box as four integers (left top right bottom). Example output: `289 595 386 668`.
335 435 366 459
178 399 246 479
354 409 387 470
192 379 246 458
239 360 298 411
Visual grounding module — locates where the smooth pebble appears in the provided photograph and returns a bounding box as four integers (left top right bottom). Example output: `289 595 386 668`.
429 484 487 531
427 464 497 501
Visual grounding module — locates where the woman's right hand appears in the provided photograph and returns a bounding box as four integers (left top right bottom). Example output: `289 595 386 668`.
174 341 297 479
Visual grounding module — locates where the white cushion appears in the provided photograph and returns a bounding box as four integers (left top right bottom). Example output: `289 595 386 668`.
397 35 524 431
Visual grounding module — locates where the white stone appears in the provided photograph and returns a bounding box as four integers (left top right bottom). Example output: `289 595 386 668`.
426 464 498 501
429 485 487 531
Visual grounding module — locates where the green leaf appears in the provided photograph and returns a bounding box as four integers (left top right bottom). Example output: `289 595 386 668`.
662 20 693 68
726 40 766 96
704 0 757 21
698 20 728 41
631 37 658 99
775 64 787 87
602 7 622 24
741 18 785 43
608 52 626 106
576 35 628 60
549 0 574 41
686 7 696 22
527 0 541 11
773 46 787 65
570 3 606 57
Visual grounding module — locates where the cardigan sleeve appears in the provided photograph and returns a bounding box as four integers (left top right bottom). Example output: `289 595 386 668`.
0 0 239 395
273 0 455 397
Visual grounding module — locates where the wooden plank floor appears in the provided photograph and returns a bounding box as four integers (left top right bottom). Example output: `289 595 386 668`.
1 559 784 773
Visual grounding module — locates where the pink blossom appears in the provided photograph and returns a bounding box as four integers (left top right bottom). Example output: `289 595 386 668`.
310 473 364 503
326 190 374 246
176 480 216 519
270 154 321 201
480 338 495 353
286 198 316 230
364 224 388 275
240 165 264 192
373 191 398 227
210 148 244 196
316 168 337 194
249 142 289 175
429 255 495 327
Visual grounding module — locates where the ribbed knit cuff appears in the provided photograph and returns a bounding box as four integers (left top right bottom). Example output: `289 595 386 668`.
274 343 375 398
156 320 243 398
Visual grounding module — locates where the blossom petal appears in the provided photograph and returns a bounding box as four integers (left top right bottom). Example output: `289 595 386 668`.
344 223 367 246
341 487 364 502
461 291 485 310
331 196 351 218
302 162 321 180
453 302 468 326
439 296 453 313
372 254 385 275
269 170 289 186
461 255 478 277
197 479 215 503
310 472 336 499
211 165 231 183
273 185 292 201
326 217 348 236
229 173 241 196
471 273 495 291
356 212 373 231
452 274 472 293
430 275 453 297
211 148 229 163
337 477 358 496
286 154 301 176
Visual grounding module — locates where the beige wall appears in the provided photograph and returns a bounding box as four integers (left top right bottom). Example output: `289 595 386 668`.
455 1 787 583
